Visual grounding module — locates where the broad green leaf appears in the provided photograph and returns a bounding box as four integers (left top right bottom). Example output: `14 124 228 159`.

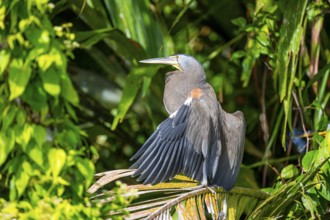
27 141 43 167
22 80 48 112
302 150 317 171
69 0 112 29
15 123 33 148
9 59 32 100
104 0 173 57
281 164 299 179
76 157 95 178
76 157 95 187
231 17 246 28
25 25 50 47
0 50 10 76
37 53 55 71
274 0 307 101
0 130 15 166
241 37 261 87
111 66 158 130
48 148 66 178
22 160 33 176
15 168 30 198
315 146 330 170
301 194 318 216
1 105 17 130
0 6 5 29
32 125 47 147
60 73 79 105
40 68 61 96
75 28 145 61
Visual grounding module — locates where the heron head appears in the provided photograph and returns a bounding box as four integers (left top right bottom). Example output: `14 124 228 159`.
139 54 204 75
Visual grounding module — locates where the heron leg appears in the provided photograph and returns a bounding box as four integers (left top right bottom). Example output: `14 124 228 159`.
218 195 227 220
201 160 216 194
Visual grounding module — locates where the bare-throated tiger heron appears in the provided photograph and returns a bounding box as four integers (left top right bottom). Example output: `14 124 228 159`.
130 54 245 191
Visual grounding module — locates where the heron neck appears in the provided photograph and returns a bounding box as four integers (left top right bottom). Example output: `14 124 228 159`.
163 71 205 114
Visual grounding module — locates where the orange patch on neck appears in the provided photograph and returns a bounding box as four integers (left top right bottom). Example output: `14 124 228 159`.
190 88 203 99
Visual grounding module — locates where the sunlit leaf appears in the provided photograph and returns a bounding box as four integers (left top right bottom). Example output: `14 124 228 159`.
26 141 44 167
302 150 317 171
40 68 61 96
0 130 15 166
281 164 299 179
0 50 10 76
60 73 79 105
15 168 30 198
111 66 158 130
48 148 67 178
9 59 32 100
274 0 307 101
76 157 95 188
76 28 145 61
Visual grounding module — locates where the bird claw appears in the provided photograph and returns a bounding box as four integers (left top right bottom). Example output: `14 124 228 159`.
189 184 216 194
205 186 216 194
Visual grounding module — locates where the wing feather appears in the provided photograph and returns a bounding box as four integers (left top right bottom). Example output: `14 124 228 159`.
130 91 232 186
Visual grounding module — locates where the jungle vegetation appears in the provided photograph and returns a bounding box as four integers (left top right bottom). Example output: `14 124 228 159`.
0 0 329 219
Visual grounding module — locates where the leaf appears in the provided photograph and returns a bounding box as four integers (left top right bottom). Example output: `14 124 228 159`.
60 73 79 105
302 150 317 172
301 193 318 216
48 148 67 178
22 80 48 112
9 59 32 100
1 105 17 130
111 66 158 130
26 141 43 167
274 0 307 101
40 67 61 96
75 157 95 188
15 168 30 198
231 17 246 28
281 164 299 179
0 130 15 166
75 28 145 61
69 0 112 29
15 123 33 148
104 0 173 57
32 124 47 147
0 49 10 76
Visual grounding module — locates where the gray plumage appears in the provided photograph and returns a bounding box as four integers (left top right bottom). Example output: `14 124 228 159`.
130 54 245 190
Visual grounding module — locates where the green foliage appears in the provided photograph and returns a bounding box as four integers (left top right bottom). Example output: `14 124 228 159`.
0 0 131 218
71 0 329 218
1 0 329 219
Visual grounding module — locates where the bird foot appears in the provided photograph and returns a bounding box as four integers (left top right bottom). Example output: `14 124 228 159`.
218 195 227 220
205 185 216 194
188 184 216 194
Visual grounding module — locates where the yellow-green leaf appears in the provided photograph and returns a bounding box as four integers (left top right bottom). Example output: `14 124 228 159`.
281 164 299 179
9 59 32 100
0 50 10 76
40 68 61 96
15 124 33 149
0 130 15 166
15 169 30 198
48 148 66 178
60 73 79 105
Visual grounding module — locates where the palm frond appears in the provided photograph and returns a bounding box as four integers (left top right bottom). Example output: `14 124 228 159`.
88 169 268 219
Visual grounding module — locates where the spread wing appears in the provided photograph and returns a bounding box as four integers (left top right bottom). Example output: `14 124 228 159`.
130 96 218 185
209 107 245 190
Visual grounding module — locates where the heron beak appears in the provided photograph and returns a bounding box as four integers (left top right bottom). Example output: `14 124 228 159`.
139 56 182 72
